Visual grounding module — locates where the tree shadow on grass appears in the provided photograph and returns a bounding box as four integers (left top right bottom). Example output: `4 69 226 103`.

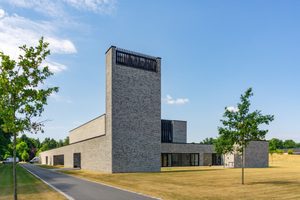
268 166 282 168
248 180 300 186
161 168 223 173
18 182 75 195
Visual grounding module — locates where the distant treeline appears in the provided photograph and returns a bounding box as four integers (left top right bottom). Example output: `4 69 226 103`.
199 137 300 152
0 133 69 161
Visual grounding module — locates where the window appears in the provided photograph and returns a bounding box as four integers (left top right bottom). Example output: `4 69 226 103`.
161 153 199 167
191 154 199 166
212 153 222 165
161 120 173 143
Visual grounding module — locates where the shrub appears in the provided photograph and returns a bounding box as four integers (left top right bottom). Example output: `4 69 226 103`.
276 149 284 154
287 149 294 155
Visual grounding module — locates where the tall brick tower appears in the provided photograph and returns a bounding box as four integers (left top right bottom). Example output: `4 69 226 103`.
105 46 161 172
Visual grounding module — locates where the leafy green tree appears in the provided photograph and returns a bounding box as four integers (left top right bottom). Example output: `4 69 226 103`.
0 38 58 200
58 139 63 147
0 119 12 160
283 140 297 149
36 137 60 156
63 136 69 146
287 149 294 155
18 134 40 160
214 136 234 167
21 151 29 161
217 88 274 184
268 139 278 163
200 137 216 145
269 138 284 150
16 141 29 158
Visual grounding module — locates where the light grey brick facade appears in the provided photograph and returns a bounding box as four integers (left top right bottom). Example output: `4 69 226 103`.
172 120 187 143
40 136 112 172
69 115 106 144
40 46 269 172
106 47 161 172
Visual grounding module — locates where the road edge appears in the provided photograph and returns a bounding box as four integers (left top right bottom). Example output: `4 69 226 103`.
20 164 75 200
55 170 162 200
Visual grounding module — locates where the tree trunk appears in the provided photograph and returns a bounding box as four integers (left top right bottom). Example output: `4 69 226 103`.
242 146 245 185
13 132 18 200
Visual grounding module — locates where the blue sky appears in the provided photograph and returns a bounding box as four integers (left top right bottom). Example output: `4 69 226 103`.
0 0 300 142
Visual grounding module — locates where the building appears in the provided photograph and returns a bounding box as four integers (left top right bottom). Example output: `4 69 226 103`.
224 141 269 168
40 46 268 173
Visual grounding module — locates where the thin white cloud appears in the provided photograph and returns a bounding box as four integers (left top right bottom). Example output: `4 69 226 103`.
5 0 116 16
226 106 239 113
63 0 116 14
4 0 65 18
163 95 189 105
50 93 72 104
44 61 68 73
0 8 76 73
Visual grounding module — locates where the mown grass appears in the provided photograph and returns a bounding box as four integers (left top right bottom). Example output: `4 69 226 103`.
0 164 66 200
36 164 64 169
61 154 300 200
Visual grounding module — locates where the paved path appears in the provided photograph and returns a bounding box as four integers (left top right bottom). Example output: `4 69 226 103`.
21 164 158 200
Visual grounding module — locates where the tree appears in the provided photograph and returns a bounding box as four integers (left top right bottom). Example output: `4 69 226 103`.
287 149 294 155
269 138 284 150
36 137 59 156
214 135 235 167
283 140 296 149
0 119 12 160
16 141 29 158
200 137 216 145
0 38 58 200
21 151 29 161
269 139 277 163
63 136 69 146
18 134 40 160
217 88 274 184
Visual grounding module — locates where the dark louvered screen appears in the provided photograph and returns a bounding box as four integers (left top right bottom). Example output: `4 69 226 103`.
116 50 157 72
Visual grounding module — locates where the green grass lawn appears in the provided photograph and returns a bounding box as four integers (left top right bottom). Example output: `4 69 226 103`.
61 154 300 200
0 164 66 200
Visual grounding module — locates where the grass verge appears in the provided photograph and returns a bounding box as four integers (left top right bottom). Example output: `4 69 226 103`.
60 154 300 200
36 164 64 169
0 164 66 200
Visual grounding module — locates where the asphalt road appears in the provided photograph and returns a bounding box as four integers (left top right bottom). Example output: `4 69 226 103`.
21 164 158 200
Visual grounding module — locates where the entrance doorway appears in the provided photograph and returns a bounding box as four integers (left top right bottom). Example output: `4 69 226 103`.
53 155 64 166
212 153 222 165
73 153 81 168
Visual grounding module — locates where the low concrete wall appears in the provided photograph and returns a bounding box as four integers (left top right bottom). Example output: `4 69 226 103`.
40 135 112 172
69 115 106 144
161 143 214 165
